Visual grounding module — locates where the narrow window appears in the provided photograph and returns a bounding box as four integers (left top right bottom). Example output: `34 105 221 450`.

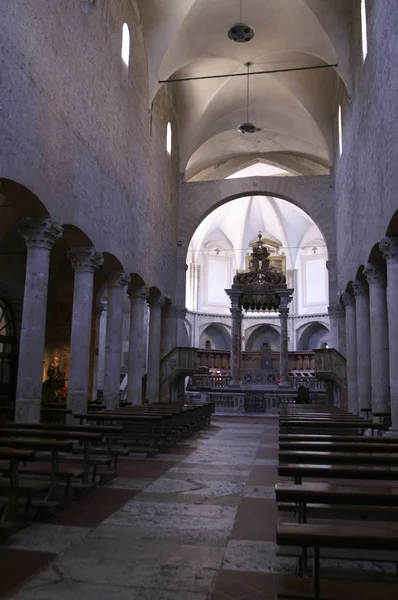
166 122 172 155
338 105 343 157
121 23 130 66
361 0 368 62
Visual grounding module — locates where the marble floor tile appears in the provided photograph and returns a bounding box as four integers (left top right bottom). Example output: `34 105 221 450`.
136 491 241 508
95 501 237 545
35 539 224 593
253 458 278 466
244 485 276 499
2 524 90 554
143 476 245 498
222 540 296 574
106 477 154 490
169 464 250 476
8 580 208 600
157 471 248 483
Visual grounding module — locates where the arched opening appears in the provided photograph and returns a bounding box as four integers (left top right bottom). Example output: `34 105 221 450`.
297 321 330 351
121 23 130 66
245 325 281 352
166 122 172 155
0 299 16 406
199 323 231 350
186 174 329 323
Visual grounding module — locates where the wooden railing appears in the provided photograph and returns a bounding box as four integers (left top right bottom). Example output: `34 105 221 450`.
159 347 199 386
188 372 326 392
197 349 316 372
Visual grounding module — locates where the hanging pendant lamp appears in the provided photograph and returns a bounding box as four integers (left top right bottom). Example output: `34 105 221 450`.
228 0 255 43
238 62 261 134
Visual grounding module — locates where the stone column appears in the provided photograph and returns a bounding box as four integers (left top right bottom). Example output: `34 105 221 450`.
341 292 358 414
352 280 372 413
97 302 107 393
126 285 148 405
91 301 106 401
363 264 390 414
67 248 103 416
146 295 164 403
229 296 243 386
380 237 398 431
335 303 346 356
279 300 290 386
103 272 128 409
327 305 339 350
15 218 63 423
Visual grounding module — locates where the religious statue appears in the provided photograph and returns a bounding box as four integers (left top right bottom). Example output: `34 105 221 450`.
42 356 66 403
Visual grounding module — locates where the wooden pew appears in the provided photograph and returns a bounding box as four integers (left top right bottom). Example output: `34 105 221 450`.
0 447 46 524
279 450 398 466
277 521 398 600
278 462 398 484
279 434 398 443
280 441 398 453
0 428 109 485
75 413 166 456
275 482 398 523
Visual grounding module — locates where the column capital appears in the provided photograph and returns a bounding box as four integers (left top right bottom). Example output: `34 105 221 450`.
108 271 129 289
341 291 355 308
167 305 187 319
149 295 165 309
380 236 398 263
363 264 386 287
127 284 148 302
329 303 345 319
230 306 243 320
68 247 103 274
95 300 107 315
352 279 368 298
279 306 290 317
19 217 63 250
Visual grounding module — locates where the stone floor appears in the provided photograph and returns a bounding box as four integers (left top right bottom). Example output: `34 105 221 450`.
1 418 398 599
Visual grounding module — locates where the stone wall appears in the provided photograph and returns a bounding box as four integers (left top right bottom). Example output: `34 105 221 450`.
0 0 180 297
334 0 398 290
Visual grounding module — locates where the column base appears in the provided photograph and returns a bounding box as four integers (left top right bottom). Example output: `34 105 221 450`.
385 427 398 438
228 381 242 388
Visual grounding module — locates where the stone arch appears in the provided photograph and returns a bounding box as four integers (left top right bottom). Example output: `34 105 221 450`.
245 324 281 352
199 323 231 350
0 178 50 243
297 320 330 351
386 210 398 237
180 177 334 260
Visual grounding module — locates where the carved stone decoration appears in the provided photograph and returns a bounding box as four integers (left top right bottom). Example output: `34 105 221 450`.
363 264 386 287
234 233 286 289
68 247 104 274
380 236 398 263
340 291 355 307
19 217 63 251
225 232 293 390
352 280 368 298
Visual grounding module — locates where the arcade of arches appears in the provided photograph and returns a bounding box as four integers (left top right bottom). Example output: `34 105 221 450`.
1 1 398 598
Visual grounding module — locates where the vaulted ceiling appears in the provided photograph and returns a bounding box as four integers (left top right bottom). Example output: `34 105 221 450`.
139 0 353 179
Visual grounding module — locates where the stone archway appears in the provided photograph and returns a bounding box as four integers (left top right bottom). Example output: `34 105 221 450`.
297 321 330 351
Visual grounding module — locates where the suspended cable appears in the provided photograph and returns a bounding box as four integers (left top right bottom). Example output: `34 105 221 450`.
159 63 338 84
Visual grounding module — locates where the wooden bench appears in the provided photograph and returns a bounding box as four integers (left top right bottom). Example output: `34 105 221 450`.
279 433 398 443
275 482 398 523
75 413 166 456
279 450 398 466
0 427 106 483
0 447 44 521
279 441 398 453
277 521 398 600
278 462 398 484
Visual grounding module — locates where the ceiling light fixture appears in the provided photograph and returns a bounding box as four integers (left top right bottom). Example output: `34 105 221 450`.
228 0 255 43
238 62 261 134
